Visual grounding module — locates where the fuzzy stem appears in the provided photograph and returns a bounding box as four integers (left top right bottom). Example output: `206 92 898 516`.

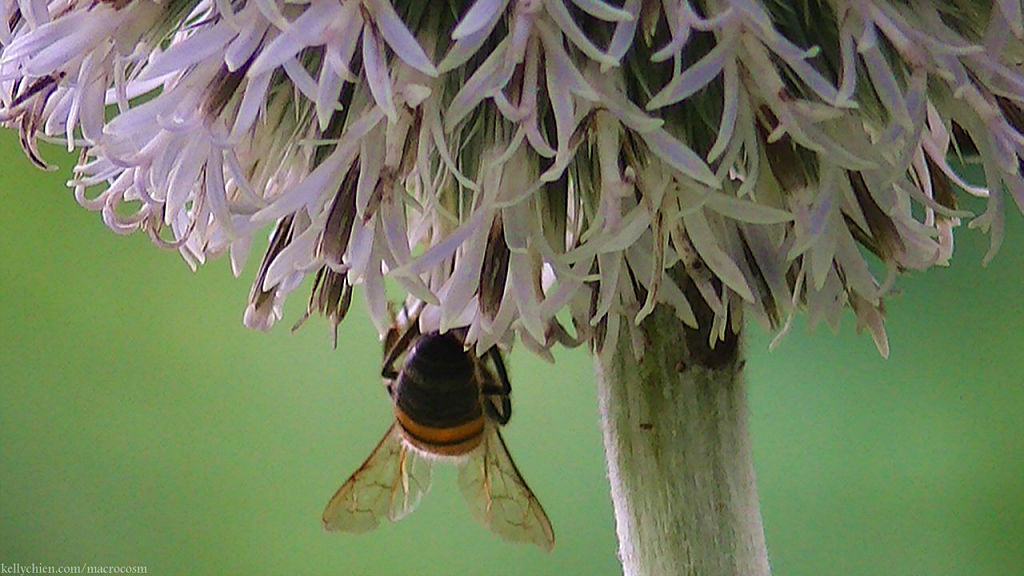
595 303 769 576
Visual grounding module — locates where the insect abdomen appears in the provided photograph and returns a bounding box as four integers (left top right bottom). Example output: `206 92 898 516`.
392 332 485 455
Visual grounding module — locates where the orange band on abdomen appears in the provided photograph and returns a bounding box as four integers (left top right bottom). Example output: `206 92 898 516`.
394 408 485 456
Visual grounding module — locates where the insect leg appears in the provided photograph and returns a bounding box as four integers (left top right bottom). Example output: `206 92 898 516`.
482 347 512 425
381 311 421 380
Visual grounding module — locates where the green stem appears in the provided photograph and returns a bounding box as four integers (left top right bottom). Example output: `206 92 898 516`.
594 304 769 576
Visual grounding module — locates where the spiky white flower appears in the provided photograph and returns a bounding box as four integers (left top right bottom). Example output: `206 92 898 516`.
2 0 1022 360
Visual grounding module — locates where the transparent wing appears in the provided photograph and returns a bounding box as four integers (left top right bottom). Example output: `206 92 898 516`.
457 426 555 550
322 423 433 532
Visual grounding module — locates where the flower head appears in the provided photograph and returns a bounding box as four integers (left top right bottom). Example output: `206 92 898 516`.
3 0 1022 359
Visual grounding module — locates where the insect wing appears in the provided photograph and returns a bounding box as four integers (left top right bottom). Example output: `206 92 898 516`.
457 427 555 550
322 423 433 532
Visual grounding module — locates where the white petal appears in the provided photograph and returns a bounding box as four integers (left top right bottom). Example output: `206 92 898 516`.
315 64 343 131
440 214 493 330
510 251 545 343
366 0 438 76
591 252 622 325
544 0 619 68
139 23 234 82
642 128 719 187
253 0 290 31
445 37 511 129
536 19 599 100
682 209 755 303
248 1 339 77
282 57 320 103
570 0 634 22
265 220 319 288
4 6 105 64
165 140 209 224
705 189 793 224
225 20 268 72
355 125 385 218
647 37 733 110
362 246 391 335
204 150 233 237
253 139 358 223
452 0 509 39
362 26 397 122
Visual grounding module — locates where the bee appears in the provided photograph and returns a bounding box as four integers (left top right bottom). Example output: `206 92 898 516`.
322 310 555 551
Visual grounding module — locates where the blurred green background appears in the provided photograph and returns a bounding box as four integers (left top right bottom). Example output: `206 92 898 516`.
1 130 1022 576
